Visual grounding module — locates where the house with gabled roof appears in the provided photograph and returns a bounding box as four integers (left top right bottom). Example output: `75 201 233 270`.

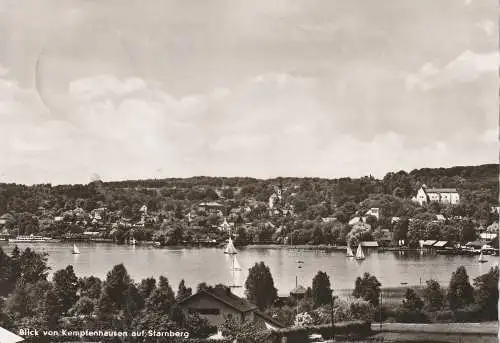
177 286 285 330
412 184 460 205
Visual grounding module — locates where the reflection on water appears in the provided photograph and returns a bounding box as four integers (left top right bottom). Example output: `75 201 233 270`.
1 242 498 297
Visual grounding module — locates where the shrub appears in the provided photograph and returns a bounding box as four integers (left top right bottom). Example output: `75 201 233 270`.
394 308 429 323
453 304 482 322
312 298 376 324
432 309 454 323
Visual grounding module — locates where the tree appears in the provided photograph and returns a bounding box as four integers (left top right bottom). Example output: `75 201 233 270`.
0 247 14 296
422 279 444 312
176 279 192 301
393 217 409 242
245 262 278 310
138 277 156 300
145 276 176 314
0 297 13 328
96 288 117 328
447 266 474 310
312 226 323 245
19 247 50 284
197 282 208 292
70 296 95 317
340 201 357 219
52 265 78 315
6 280 52 324
352 272 381 307
473 266 499 320
235 225 248 244
396 288 427 323
123 283 142 325
221 315 270 343
402 288 424 311
458 220 475 243
102 264 132 309
424 222 442 240
312 271 332 308
78 276 102 299
406 219 426 248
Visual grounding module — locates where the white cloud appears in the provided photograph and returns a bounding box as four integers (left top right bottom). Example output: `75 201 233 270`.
0 66 497 184
405 50 498 91
69 75 148 101
477 20 496 36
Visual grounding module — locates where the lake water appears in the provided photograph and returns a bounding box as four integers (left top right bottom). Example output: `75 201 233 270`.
1 242 498 297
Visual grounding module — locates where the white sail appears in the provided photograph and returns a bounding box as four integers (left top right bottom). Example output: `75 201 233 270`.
355 244 365 260
233 256 242 271
479 250 487 263
346 246 354 257
72 244 80 254
224 237 237 255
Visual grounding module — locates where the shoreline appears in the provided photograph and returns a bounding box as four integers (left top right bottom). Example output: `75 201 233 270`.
3 240 494 258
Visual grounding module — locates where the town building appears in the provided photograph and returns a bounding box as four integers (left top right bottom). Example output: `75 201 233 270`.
177 287 285 330
198 202 225 216
412 185 460 205
364 208 380 220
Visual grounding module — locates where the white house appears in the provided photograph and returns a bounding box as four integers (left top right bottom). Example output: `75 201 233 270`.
412 185 460 205
365 208 380 220
479 232 497 240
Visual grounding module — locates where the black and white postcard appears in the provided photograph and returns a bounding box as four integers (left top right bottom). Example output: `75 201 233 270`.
0 1 498 342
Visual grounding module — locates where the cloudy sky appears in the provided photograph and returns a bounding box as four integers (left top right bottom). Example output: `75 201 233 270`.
0 0 497 184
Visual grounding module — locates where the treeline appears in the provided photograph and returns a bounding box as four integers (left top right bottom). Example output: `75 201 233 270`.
260 267 499 328
0 164 497 248
0 164 496 213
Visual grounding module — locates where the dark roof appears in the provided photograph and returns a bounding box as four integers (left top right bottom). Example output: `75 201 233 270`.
254 310 286 328
466 240 489 248
177 288 257 313
425 188 458 193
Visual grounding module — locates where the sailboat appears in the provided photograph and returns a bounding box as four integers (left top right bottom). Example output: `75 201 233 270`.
346 245 354 257
224 237 237 255
232 256 242 271
478 249 488 263
223 236 242 287
72 244 80 255
355 244 365 261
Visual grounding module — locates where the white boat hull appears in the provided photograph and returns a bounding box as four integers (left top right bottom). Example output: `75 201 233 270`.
8 237 60 243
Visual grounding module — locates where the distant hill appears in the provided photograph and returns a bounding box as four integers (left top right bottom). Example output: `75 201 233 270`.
0 164 497 222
